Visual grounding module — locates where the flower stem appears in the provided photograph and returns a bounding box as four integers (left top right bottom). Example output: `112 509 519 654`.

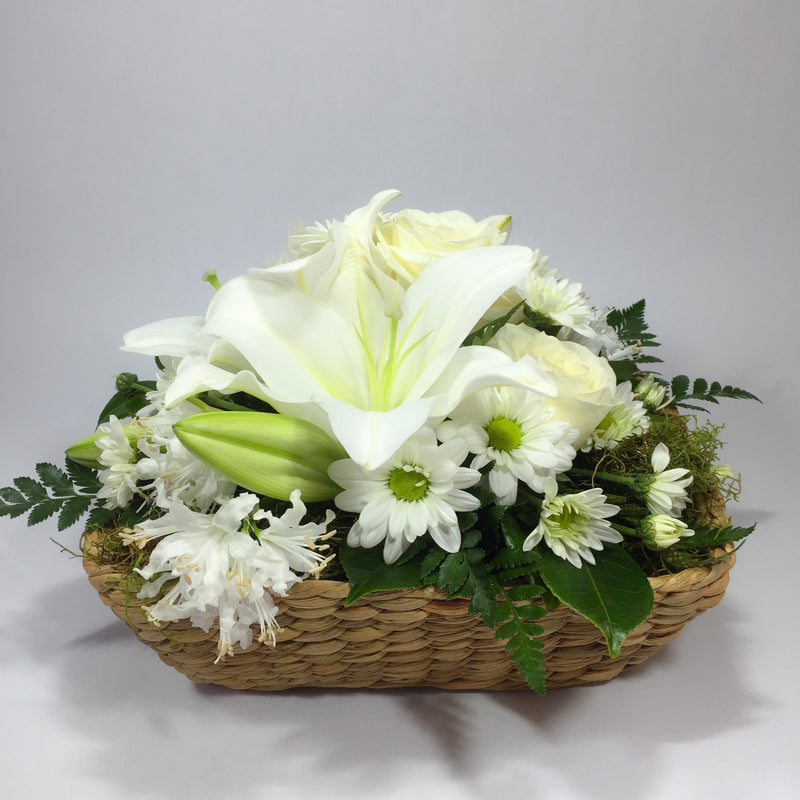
569 467 637 487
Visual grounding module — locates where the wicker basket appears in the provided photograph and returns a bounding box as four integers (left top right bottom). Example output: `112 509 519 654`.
82 529 735 691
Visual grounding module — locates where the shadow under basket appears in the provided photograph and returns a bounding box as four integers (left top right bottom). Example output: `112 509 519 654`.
82 529 736 691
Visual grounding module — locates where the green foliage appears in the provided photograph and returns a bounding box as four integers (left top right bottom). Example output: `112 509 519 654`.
0 461 102 531
463 301 525 347
537 544 654 657
674 522 756 550
97 373 157 426
607 299 662 361
435 532 547 693
339 539 430 605
669 375 761 410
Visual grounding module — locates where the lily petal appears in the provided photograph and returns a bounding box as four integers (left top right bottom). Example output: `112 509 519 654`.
122 316 216 358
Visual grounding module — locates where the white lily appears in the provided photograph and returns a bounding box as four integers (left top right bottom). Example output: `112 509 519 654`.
159 244 556 469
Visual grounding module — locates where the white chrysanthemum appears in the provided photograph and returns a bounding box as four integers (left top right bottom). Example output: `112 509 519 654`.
135 370 236 511
634 373 668 409
436 386 576 506
124 492 334 661
646 442 693 516
517 253 596 338
583 381 650 451
522 477 622 567
96 415 140 509
328 427 480 564
641 514 694 549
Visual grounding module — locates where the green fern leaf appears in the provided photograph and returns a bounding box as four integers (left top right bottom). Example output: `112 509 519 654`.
14 477 47 503
36 463 74 495
58 495 93 531
26 498 62 526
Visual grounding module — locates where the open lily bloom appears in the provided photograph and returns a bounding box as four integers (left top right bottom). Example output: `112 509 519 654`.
127 223 557 469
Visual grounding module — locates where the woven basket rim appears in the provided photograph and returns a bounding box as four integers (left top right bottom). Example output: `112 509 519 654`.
82 528 736 603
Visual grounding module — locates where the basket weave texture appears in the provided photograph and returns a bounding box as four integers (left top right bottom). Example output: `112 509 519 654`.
82 530 735 691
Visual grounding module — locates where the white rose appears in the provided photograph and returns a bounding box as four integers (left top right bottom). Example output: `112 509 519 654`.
375 207 511 284
490 323 617 448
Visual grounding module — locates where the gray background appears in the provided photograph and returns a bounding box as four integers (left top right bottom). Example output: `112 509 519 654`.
1 2 797 798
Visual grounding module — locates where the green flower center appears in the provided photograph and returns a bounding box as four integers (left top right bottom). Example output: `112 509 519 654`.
485 417 523 452
388 465 429 502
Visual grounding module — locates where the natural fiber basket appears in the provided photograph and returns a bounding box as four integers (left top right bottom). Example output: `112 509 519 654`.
82 528 735 691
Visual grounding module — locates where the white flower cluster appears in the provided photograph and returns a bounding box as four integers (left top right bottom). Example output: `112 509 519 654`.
103 190 700 655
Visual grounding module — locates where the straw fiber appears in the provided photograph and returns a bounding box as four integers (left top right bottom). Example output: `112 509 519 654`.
82 531 735 691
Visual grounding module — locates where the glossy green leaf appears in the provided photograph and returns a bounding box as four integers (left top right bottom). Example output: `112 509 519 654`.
537 544 653 657
340 541 427 605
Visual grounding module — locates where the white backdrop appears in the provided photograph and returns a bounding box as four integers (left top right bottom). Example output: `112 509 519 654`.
1 3 797 798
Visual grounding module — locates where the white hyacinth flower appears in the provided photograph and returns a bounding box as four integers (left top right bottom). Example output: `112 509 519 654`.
583 381 650 451
523 477 622 567
646 442 693 516
328 427 481 564
124 492 334 662
436 386 576 506
641 514 694 549
95 415 140 509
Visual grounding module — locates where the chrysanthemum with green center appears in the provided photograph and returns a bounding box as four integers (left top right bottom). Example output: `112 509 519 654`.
328 427 481 564
522 477 622 567
436 386 577 505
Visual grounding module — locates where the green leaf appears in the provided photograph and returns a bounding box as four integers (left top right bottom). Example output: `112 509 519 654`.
502 618 547 695
14 477 47 503
419 548 446 581
537 544 654 657
339 542 426 606
607 299 662 355
26 498 62 526
675 522 756 550
36 463 73 495
97 375 157 425
671 374 690 399
0 487 30 519
436 550 471 596
65 461 102 493
669 374 760 408
464 300 525 347
57 495 93 531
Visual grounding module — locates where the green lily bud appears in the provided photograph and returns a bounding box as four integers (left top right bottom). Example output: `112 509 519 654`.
173 411 346 502
65 425 140 467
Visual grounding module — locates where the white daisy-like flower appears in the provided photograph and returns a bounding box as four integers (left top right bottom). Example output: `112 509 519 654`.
634 373 668 409
124 492 334 662
96 415 140 509
523 477 622 567
517 252 596 338
436 386 576 506
135 369 236 511
641 514 694 549
328 427 480 564
583 381 650 451
646 442 693 516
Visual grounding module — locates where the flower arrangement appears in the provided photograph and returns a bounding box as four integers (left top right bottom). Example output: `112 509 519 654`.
1 190 758 693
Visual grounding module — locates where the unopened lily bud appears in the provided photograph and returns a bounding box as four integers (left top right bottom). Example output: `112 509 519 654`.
65 424 140 467
174 411 346 502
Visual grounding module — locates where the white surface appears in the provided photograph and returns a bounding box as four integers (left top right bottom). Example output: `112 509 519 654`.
1 2 798 798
